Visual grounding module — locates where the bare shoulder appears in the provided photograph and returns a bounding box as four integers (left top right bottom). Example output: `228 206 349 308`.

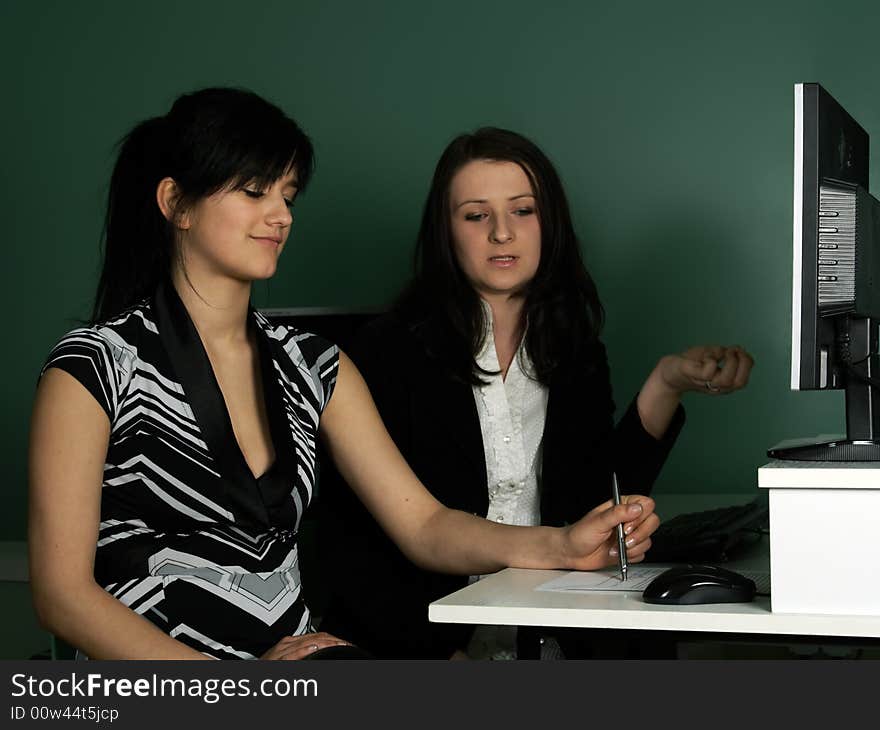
322 350 369 418
32 367 112 430
30 368 111 501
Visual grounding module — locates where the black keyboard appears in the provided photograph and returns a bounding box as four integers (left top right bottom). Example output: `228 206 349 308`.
646 498 769 564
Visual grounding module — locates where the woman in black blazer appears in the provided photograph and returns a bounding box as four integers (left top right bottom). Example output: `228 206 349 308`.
318 128 753 659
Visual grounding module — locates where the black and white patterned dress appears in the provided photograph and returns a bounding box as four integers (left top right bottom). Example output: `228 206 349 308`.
41 281 339 659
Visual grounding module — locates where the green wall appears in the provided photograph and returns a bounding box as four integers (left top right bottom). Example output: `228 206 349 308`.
3 0 879 540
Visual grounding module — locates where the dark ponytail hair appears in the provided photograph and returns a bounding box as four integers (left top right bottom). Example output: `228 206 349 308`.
397 127 604 385
92 88 314 322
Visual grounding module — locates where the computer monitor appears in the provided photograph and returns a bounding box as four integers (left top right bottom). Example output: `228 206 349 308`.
770 83 880 461
259 306 381 351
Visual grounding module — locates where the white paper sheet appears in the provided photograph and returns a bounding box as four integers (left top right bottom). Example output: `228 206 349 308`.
537 567 772 595
537 566 670 592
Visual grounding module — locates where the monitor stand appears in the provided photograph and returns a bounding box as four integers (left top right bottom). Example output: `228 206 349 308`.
771 318 880 461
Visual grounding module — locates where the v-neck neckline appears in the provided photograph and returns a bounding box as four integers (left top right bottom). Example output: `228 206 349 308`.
152 279 297 528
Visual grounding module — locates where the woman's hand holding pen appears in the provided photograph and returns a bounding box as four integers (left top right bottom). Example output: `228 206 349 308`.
561 495 659 571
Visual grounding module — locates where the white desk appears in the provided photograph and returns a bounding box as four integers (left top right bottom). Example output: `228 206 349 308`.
429 567 880 639
429 494 880 641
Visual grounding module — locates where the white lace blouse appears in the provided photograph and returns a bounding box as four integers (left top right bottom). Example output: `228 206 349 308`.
467 304 550 659
472 303 549 528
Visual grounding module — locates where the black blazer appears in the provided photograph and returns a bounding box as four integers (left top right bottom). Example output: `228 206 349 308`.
317 312 684 658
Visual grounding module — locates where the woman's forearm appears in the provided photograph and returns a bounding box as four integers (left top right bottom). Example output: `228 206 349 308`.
405 498 653 577
636 358 682 439
33 580 209 660
407 507 567 575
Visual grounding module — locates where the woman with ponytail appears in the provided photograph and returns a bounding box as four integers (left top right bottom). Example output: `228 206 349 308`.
28 90 662 660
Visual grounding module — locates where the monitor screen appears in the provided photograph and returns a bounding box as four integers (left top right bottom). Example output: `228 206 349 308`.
791 83 869 391
773 83 880 461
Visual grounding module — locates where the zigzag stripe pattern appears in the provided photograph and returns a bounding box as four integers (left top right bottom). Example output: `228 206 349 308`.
42 299 338 659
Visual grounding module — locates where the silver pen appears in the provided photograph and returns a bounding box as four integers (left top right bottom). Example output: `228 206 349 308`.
611 472 628 581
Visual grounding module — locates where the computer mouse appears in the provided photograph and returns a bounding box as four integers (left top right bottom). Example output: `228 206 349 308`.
642 564 756 605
